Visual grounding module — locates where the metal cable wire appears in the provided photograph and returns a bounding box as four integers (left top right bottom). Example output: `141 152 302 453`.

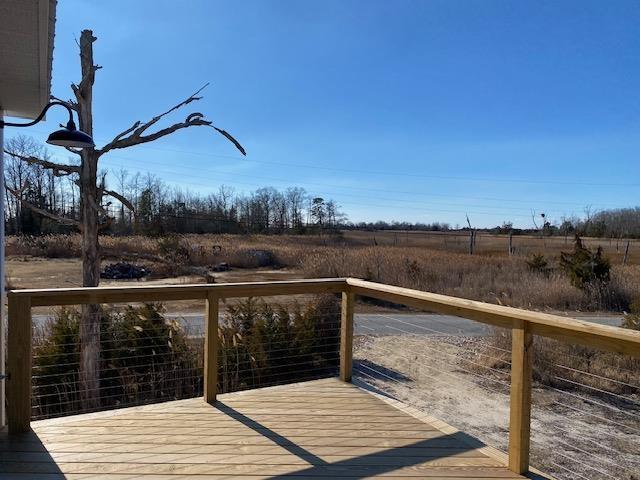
531 438 619 480
379 323 511 377
357 320 512 367
355 349 507 398
537 360 640 391
551 399 640 435
377 313 512 355
548 461 593 480
34 359 339 404
32 326 342 358
33 349 339 388
357 328 511 389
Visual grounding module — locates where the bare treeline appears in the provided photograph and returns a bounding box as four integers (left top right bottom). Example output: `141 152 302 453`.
567 208 640 238
4 135 639 238
3 135 345 235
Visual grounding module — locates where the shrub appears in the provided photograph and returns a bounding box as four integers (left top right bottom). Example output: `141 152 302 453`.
622 298 640 330
526 253 550 276
32 309 81 417
218 295 340 392
100 303 201 404
226 248 278 268
480 329 640 399
32 295 340 418
560 235 610 290
156 235 193 275
32 303 201 419
10 234 80 258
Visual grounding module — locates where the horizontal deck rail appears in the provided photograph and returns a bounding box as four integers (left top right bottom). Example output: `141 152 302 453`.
9 278 347 306
347 278 640 358
6 277 640 476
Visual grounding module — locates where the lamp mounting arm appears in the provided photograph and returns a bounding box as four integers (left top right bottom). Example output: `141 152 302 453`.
0 101 76 130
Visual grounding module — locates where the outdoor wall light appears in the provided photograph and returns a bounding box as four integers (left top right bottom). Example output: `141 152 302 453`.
0 100 95 148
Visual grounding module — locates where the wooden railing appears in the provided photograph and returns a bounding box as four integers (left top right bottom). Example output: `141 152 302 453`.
6 277 640 475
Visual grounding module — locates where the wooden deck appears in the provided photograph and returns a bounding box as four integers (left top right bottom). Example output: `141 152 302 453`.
0 378 540 479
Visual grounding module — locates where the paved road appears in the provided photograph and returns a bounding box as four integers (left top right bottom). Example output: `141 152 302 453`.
353 313 624 336
32 312 624 337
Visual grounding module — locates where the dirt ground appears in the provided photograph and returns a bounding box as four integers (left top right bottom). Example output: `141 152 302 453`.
354 334 640 480
6 256 401 315
6 257 303 313
6 257 303 290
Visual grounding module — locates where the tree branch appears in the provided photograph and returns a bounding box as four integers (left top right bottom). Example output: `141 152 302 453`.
98 84 246 156
212 126 246 156
100 188 135 212
65 147 83 156
4 150 80 176
6 186 81 227
130 83 209 138
72 30 98 107
51 94 78 111
98 216 114 232
106 121 142 147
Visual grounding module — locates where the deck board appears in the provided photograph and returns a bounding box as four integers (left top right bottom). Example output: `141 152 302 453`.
0 378 538 479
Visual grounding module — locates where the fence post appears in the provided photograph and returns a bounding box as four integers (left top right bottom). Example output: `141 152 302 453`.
7 294 32 433
340 291 354 382
623 241 630 265
204 291 219 404
508 319 533 474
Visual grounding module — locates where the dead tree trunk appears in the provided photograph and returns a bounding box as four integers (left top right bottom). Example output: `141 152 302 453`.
7 28 245 410
466 214 474 255
74 31 102 408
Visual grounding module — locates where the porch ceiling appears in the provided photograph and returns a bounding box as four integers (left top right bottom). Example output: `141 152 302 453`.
0 0 56 119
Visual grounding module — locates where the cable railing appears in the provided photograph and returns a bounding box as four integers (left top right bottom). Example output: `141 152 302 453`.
29 294 342 420
6 277 640 479
347 281 640 479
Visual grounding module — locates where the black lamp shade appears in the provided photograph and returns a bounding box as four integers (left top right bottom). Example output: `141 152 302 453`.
46 128 95 148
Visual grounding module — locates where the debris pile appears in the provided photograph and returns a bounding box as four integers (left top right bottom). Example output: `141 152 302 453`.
211 262 230 272
101 262 151 280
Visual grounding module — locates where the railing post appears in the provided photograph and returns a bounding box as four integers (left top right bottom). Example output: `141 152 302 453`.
340 291 354 382
508 319 533 474
204 291 219 404
7 295 32 433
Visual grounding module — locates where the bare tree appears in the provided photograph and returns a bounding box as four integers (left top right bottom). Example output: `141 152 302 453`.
286 187 307 231
466 213 475 255
4 30 245 406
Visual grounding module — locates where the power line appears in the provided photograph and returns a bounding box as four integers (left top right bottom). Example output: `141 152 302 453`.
100 157 604 219
13 128 637 223
92 137 640 188
99 165 553 219
102 152 630 210
24 126 640 189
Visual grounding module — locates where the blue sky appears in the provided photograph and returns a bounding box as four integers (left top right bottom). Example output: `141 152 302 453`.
16 0 640 227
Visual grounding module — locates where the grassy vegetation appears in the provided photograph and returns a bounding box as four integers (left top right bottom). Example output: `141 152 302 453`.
33 304 201 419
475 328 640 403
303 244 639 312
218 294 340 392
7 232 640 312
32 295 340 419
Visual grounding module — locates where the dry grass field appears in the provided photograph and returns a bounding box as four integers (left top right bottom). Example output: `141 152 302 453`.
6 231 640 313
344 229 640 264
